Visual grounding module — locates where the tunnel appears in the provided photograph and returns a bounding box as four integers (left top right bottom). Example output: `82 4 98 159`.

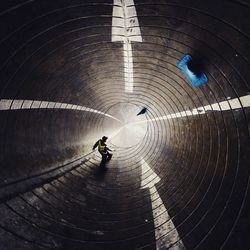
0 0 250 249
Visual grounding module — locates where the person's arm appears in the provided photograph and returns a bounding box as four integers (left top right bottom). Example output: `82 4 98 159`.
106 146 112 152
92 140 99 150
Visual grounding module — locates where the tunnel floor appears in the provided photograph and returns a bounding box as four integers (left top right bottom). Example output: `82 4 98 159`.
1 151 178 250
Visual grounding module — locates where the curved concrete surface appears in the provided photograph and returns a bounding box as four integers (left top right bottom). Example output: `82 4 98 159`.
0 0 250 249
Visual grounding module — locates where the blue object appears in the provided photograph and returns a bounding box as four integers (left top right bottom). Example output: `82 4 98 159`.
137 107 147 116
178 54 208 88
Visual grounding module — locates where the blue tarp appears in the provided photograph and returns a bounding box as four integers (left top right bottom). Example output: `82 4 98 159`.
178 54 208 88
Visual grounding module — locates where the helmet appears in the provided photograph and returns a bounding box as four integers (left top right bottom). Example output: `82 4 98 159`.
102 136 108 141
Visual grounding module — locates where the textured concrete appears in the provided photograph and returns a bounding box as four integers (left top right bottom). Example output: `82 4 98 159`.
0 0 250 249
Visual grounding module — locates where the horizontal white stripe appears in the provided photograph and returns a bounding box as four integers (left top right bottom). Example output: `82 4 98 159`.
0 99 121 122
135 94 250 124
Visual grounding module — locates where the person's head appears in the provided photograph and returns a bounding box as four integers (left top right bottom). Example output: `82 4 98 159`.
102 136 108 142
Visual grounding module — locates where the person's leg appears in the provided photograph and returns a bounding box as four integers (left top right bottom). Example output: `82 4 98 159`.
100 154 107 168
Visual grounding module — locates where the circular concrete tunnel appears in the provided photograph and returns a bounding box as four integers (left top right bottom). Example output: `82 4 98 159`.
0 0 250 249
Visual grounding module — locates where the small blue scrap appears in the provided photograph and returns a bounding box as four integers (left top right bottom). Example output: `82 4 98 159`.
137 107 147 116
178 54 208 88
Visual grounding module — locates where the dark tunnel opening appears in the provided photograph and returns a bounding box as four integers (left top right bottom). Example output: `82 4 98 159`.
0 0 250 249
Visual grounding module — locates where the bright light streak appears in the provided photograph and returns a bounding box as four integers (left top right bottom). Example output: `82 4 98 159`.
109 121 147 147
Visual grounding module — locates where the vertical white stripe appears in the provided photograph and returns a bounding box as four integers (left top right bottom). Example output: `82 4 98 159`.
150 186 185 250
112 0 142 93
124 42 134 92
141 159 185 249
